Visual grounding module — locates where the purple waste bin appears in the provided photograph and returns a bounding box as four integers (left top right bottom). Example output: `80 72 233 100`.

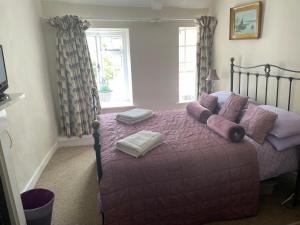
21 189 55 225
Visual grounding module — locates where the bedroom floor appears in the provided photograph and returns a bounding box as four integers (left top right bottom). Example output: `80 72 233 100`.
36 146 300 225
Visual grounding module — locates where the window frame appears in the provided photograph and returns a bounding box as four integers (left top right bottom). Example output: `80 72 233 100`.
86 28 133 108
178 27 197 103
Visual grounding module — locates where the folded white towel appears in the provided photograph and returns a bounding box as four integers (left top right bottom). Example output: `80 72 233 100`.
117 130 163 158
116 108 153 124
117 113 153 125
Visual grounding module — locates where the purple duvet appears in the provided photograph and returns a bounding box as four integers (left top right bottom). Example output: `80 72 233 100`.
98 110 259 225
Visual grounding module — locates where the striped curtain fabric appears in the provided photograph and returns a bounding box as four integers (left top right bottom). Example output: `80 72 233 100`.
196 16 217 98
49 15 101 137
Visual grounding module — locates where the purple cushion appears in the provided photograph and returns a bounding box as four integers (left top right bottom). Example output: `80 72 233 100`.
207 115 245 143
240 104 278 144
267 134 300 151
218 93 248 122
260 105 300 138
199 92 218 112
186 101 211 123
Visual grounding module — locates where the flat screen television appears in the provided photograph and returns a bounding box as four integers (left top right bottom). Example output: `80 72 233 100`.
0 45 8 98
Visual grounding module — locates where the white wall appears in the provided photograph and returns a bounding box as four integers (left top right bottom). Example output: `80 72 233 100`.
0 0 58 191
213 0 300 113
41 1 208 113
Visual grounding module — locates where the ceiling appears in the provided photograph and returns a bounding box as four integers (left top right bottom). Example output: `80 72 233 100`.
42 0 213 9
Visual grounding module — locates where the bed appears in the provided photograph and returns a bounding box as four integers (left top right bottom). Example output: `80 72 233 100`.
91 58 300 225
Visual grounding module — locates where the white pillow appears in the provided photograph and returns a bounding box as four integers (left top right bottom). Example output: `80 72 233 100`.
210 91 231 106
267 134 300 151
260 105 300 138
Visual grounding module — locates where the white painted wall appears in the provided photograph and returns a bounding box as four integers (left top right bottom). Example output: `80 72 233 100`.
0 0 58 191
212 0 300 113
41 1 208 113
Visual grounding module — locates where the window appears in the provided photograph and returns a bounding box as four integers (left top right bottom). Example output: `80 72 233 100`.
86 29 133 108
178 27 197 103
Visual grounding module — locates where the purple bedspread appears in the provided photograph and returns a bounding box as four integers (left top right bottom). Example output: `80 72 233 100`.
98 110 259 225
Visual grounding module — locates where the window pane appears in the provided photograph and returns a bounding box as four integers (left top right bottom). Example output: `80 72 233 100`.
179 46 185 63
179 62 185 73
87 36 100 87
101 36 123 51
186 28 197 45
185 46 196 62
179 29 185 46
86 29 132 108
178 27 197 103
185 62 196 72
179 72 196 102
112 37 123 50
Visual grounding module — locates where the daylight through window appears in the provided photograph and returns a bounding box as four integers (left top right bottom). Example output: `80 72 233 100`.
86 29 133 108
179 27 197 103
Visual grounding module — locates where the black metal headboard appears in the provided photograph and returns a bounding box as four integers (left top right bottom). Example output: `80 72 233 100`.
230 58 300 111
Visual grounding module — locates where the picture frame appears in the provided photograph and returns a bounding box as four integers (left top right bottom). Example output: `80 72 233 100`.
230 1 262 40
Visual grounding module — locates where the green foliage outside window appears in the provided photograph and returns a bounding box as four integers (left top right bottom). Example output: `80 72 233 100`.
100 57 115 92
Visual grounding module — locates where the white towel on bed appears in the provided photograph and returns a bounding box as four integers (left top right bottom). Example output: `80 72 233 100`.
116 108 153 124
116 130 163 158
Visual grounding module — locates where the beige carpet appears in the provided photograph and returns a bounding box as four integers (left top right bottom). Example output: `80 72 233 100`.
36 146 300 225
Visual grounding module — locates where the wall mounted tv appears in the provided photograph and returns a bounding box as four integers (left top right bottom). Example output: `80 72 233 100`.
0 45 8 98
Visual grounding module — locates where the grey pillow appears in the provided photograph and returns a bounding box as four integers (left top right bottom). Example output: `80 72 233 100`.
267 134 300 151
260 105 300 138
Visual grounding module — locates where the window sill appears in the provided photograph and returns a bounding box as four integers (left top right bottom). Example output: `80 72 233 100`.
101 104 134 110
177 100 195 105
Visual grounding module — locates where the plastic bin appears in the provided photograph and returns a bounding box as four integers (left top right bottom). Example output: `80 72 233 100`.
21 189 54 225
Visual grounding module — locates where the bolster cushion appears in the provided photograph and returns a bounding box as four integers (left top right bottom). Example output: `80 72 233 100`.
186 101 211 123
207 115 245 143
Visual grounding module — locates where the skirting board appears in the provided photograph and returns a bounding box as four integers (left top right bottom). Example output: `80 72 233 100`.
22 142 58 192
57 135 93 148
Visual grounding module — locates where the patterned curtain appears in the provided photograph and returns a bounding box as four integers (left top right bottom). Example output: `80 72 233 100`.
196 16 217 97
49 15 101 137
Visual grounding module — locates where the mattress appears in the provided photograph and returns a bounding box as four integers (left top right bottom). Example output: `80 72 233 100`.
246 136 299 180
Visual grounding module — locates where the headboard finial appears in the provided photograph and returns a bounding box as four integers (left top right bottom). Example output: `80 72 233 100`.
230 57 235 63
264 64 271 75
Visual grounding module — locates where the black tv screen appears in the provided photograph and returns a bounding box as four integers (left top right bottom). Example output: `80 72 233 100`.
0 45 8 94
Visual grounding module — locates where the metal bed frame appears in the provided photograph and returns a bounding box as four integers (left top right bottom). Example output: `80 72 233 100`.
230 57 300 206
230 58 300 111
91 58 300 222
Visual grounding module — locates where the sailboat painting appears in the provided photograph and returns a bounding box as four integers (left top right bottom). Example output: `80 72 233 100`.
230 1 262 40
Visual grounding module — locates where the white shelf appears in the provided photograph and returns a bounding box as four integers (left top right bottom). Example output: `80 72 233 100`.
0 93 25 112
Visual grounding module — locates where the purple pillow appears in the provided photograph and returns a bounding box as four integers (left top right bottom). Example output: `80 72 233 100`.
240 104 278 144
207 115 245 143
199 92 218 112
186 101 211 123
218 93 248 122
267 134 300 151
260 105 300 138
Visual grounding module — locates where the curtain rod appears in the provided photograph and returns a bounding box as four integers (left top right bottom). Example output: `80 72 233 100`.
41 17 196 22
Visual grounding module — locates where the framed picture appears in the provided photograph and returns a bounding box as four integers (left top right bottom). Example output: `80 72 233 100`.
230 1 262 40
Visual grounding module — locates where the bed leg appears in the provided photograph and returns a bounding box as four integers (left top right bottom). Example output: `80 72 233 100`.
101 210 105 225
92 120 102 182
293 148 300 206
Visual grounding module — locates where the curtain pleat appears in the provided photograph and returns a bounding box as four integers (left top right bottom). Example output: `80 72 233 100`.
196 16 217 97
49 15 101 137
